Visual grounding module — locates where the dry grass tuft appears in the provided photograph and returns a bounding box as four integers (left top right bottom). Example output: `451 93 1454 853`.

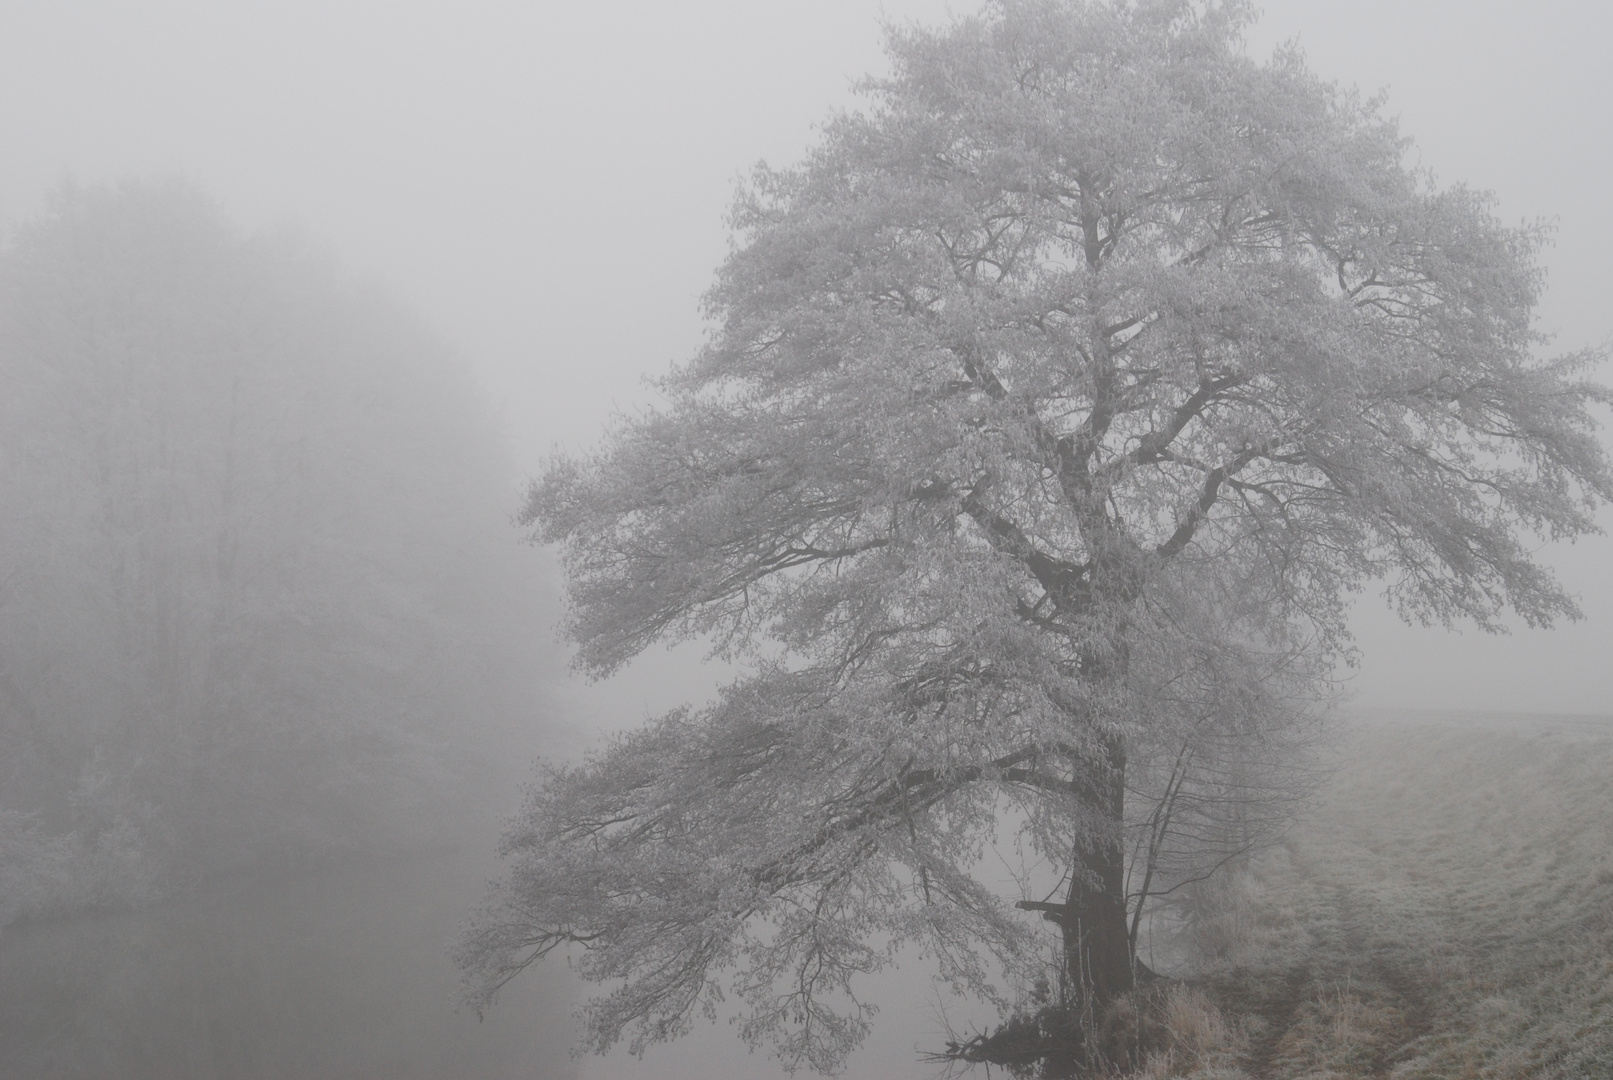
1162 986 1229 1060
1130 985 1244 1079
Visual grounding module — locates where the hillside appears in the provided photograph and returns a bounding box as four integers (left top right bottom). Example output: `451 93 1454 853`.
1138 714 1613 1080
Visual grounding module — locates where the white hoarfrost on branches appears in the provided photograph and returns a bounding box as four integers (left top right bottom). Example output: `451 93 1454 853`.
457 0 1611 1073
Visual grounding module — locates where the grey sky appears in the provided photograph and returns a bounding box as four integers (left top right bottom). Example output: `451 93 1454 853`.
3 0 1608 736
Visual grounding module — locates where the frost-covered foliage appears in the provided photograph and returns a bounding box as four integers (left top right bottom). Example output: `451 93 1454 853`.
459 0 1610 1073
0 180 543 911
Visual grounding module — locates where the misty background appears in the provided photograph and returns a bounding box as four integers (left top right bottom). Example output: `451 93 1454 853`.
0 2 1609 1078
4 0 1608 717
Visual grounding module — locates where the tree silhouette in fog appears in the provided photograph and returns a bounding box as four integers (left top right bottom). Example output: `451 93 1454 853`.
0 180 539 921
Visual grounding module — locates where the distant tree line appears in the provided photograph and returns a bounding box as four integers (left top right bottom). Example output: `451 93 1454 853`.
0 180 552 930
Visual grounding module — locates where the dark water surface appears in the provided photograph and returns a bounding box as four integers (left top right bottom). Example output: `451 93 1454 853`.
0 847 576 1080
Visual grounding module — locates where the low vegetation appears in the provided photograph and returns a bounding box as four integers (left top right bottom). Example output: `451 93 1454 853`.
1059 714 1613 1080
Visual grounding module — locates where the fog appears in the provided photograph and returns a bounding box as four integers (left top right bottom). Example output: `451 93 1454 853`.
1 2 1609 1078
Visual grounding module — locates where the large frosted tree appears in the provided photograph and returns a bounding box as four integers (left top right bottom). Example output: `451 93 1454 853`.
459 1 1610 1073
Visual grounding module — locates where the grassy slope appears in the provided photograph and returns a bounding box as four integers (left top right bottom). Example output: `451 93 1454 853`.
1147 715 1613 1080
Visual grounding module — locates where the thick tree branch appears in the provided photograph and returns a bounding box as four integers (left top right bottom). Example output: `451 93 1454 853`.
959 488 1089 610
1155 445 1262 559
1121 373 1247 471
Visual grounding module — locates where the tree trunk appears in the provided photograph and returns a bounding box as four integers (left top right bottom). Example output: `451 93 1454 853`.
947 735 1137 1075
1060 731 1132 1014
